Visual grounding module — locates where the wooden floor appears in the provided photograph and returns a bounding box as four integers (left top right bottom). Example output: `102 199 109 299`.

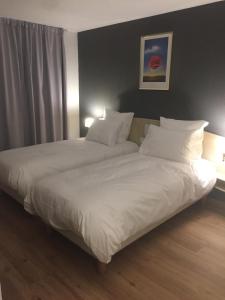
1 194 225 300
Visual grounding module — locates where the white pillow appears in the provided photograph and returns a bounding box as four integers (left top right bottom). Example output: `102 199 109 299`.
160 117 209 131
106 110 134 143
139 125 204 163
86 119 122 146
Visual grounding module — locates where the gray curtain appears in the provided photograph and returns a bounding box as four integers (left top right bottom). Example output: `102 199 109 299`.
0 18 67 151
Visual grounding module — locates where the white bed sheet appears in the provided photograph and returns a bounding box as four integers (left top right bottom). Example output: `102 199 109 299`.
25 154 216 263
0 138 138 200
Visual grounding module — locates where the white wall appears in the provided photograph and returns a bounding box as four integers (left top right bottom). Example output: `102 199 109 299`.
64 31 80 139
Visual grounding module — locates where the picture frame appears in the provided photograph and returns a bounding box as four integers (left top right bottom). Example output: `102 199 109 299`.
139 32 173 90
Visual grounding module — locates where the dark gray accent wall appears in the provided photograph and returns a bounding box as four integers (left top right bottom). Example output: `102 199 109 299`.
78 1 225 137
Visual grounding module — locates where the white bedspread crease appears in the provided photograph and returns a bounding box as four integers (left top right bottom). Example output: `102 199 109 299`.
0 138 138 199
25 154 216 263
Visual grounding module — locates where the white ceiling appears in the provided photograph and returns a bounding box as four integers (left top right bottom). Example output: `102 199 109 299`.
0 0 222 32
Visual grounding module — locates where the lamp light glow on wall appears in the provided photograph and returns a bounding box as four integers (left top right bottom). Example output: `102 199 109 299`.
85 106 106 128
85 117 94 128
93 106 106 119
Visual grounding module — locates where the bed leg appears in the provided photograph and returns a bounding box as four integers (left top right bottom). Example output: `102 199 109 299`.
46 224 53 235
200 195 208 206
96 261 107 274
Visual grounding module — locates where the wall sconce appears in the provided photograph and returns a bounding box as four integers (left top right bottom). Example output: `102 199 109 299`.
85 117 94 128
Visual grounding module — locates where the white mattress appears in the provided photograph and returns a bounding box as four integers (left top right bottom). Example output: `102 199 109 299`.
0 138 138 201
24 153 216 263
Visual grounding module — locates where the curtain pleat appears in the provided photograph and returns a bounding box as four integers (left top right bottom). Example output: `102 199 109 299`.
0 18 67 150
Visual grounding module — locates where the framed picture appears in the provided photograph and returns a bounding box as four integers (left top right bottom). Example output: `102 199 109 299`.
139 32 173 90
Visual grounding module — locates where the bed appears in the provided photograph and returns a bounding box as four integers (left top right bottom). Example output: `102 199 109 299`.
25 153 216 266
24 118 217 271
0 138 138 203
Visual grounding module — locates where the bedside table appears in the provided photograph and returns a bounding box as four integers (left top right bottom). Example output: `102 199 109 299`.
215 163 225 192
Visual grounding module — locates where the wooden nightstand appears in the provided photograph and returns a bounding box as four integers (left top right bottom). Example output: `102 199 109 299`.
215 163 225 192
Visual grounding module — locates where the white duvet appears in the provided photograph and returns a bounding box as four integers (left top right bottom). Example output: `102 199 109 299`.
25 153 216 263
0 138 138 200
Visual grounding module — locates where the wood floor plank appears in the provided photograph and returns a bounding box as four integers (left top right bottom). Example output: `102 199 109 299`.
1 193 225 299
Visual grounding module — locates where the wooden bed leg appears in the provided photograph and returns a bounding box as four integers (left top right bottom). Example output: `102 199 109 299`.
200 195 208 206
96 261 107 274
46 224 53 235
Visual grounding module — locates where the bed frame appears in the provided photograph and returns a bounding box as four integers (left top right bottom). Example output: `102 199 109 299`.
0 118 222 273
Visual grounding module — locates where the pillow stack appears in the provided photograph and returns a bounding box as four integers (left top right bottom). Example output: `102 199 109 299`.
86 110 134 146
140 117 209 163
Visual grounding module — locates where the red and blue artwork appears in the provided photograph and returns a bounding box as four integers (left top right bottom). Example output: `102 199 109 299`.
143 37 168 82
